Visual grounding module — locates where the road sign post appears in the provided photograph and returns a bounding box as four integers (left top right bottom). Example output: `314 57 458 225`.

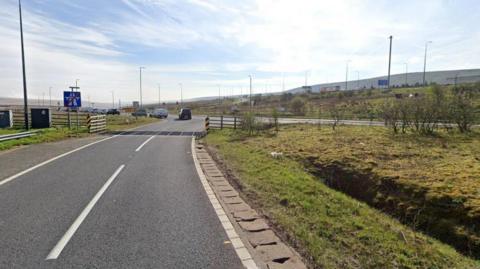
64 89 81 130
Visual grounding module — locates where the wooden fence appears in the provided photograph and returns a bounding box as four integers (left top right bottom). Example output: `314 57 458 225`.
11 109 89 129
206 116 242 130
87 115 107 133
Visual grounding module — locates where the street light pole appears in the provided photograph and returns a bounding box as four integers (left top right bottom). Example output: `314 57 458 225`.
356 71 360 89
249 75 252 112
423 41 432 86
111 91 115 109
49 87 52 106
387 35 393 89
139 67 145 107
18 0 29 130
179 83 183 106
345 60 351 91
158 84 161 106
404 63 408 86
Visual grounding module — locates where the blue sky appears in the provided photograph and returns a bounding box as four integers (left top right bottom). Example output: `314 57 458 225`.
1 0 479 104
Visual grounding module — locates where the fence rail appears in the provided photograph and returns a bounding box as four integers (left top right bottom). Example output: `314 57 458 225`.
87 115 107 133
207 116 242 130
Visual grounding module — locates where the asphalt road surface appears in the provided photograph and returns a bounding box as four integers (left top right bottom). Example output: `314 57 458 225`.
0 117 244 269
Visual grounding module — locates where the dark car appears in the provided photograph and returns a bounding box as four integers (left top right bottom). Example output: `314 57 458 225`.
178 108 192 120
106 109 120 115
132 109 148 117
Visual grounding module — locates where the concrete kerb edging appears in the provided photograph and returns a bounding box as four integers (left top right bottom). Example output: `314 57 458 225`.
191 138 259 269
191 139 308 269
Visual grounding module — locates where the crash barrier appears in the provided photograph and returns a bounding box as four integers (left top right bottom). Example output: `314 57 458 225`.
207 116 242 130
11 109 89 129
87 114 107 133
0 131 38 142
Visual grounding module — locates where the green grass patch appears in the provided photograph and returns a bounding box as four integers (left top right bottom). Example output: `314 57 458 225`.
0 127 89 152
204 128 479 268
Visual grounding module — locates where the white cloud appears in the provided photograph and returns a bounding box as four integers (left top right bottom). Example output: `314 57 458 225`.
0 0 479 104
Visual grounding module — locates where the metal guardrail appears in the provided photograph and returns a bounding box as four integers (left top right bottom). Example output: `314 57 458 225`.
0 131 38 142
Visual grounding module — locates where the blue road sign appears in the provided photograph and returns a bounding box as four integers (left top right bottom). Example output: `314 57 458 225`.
64 91 82 108
378 79 389 86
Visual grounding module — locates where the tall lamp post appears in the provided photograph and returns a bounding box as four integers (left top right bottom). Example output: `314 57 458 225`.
18 0 29 130
178 83 183 106
387 35 393 88
404 63 408 86
139 67 145 107
111 91 115 109
345 60 351 91
423 41 432 86
158 84 161 106
356 71 360 89
249 75 253 112
49 87 52 106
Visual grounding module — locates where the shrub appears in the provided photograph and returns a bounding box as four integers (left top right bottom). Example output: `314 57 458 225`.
290 97 306 116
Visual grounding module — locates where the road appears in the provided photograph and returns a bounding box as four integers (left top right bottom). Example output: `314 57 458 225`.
0 117 244 269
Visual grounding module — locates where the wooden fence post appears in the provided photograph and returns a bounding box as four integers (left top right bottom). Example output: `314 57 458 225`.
220 115 223 129
234 117 237 130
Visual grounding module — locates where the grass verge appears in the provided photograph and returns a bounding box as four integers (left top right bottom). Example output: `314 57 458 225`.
106 115 160 131
203 128 479 268
0 127 89 152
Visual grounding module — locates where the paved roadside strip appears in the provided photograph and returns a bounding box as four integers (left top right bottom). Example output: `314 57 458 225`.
191 138 258 269
192 139 307 269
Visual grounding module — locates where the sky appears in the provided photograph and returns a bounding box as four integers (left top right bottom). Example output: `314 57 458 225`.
0 0 479 105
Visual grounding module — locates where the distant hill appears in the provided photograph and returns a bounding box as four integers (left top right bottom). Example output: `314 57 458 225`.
289 68 480 94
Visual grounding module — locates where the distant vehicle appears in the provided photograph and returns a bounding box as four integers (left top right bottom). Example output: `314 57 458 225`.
178 108 192 120
151 108 168 118
132 109 148 117
107 109 120 115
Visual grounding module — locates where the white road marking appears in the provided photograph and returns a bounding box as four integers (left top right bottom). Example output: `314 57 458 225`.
46 164 125 260
0 135 118 187
135 135 155 152
190 138 258 269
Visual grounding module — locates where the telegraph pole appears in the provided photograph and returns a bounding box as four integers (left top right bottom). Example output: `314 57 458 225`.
19 0 29 130
387 35 393 89
423 41 432 86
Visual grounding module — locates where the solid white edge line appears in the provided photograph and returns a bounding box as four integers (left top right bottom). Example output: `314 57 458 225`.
45 164 125 260
135 135 156 152
0 135 118 187
190 138 258 269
